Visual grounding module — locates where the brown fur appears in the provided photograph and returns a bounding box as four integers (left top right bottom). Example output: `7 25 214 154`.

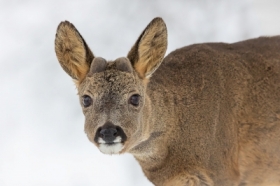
55 18 280 186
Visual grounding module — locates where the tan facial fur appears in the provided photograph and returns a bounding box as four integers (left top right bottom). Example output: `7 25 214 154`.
78 62 147 154
55 18 280 186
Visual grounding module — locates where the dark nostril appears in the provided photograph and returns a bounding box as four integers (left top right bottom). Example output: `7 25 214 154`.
115 126 121 136
116 126 127 143
113 130 118 137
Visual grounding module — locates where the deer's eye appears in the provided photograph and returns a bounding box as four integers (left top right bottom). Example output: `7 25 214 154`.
82 95 92 107
129 94 140 106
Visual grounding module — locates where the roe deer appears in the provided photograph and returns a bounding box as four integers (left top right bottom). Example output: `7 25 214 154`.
55 17 280 186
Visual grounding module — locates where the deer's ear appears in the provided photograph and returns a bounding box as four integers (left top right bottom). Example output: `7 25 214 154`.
55 21 94 85
127 17 167 79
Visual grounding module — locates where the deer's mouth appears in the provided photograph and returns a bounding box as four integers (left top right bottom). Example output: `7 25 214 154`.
96 137 125 154
97 136 122 144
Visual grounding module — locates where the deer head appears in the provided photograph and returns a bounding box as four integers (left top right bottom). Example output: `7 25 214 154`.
55 18 167 154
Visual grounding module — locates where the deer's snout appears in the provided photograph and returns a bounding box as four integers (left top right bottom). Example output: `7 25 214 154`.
95 122 127 144
100 127 117 143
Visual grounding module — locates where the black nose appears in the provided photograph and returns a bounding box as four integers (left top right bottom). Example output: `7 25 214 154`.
100 127 118 143
94 122 127 144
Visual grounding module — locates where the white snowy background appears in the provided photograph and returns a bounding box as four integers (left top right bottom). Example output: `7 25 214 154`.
1 0 280 185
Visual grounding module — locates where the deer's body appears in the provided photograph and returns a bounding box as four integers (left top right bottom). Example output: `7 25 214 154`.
135 39 280 185
55 18 280 185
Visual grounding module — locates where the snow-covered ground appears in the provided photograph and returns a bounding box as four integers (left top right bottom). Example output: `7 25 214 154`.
0 0 279 185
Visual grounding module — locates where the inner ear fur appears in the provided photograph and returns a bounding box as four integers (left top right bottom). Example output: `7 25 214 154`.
55 21 94 85
127 17 167 79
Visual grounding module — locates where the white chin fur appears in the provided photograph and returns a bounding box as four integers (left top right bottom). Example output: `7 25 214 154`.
99 143 124 155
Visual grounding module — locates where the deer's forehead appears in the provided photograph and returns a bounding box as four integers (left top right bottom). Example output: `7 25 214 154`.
79 70 139 95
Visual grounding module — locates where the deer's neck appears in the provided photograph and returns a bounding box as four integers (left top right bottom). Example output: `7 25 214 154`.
130 84 176 184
